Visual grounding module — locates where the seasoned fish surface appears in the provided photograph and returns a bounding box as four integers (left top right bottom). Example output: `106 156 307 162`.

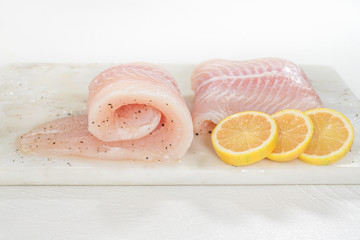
20 63 193 161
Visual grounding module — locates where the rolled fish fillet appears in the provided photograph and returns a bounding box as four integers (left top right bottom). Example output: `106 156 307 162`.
19 63 193 161
191 58 323 134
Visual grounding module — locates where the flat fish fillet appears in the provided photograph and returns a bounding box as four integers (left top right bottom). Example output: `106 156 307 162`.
191 58 323 134
19 63 194 161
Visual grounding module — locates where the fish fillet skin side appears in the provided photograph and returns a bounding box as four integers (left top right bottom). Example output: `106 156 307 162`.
191 58 323 134
19 63 193 162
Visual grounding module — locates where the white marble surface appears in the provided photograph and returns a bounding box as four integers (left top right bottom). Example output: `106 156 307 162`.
1 0 360 239
1 64 360 185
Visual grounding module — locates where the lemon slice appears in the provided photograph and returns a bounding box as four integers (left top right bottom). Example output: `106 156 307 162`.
299 108 354 165
211 111 278 166
267 109 313 162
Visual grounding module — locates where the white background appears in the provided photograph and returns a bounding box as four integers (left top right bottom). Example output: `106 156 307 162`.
1 0 360 239
0 0 359 97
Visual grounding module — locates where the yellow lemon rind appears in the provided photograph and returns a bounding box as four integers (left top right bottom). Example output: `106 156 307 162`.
267 109 314 162
298 108 354 166
211 111 278 166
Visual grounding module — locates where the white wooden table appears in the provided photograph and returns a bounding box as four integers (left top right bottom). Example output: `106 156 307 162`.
1 0 360 239
1 185 360 239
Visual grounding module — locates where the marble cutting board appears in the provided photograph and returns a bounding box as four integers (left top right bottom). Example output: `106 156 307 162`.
0 63 359 185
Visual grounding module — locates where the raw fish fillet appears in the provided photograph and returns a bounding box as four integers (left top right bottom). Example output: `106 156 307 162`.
191 58 323 134
19 63 193 161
